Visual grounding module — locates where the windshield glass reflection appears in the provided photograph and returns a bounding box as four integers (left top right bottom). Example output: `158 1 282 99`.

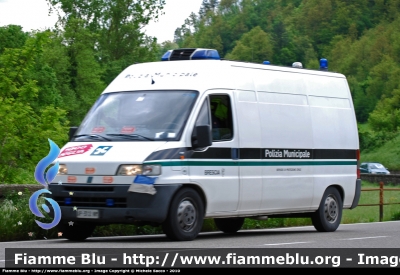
74 90 198 141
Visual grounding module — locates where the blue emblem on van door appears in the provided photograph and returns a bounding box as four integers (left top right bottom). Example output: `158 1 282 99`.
91 146 113 156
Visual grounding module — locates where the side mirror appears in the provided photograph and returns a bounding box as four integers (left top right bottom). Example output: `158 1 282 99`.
69 126 78 141
192 125 212 149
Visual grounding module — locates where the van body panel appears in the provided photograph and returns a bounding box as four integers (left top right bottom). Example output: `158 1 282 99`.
49 57 360 237
55 142 167 176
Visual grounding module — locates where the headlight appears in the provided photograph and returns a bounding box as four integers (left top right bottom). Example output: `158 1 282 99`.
117 165 143 176
142 165 161 176
58 164 68 175
117 164 162 176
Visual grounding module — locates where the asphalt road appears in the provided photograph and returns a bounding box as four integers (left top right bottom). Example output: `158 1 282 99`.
1 221 400 268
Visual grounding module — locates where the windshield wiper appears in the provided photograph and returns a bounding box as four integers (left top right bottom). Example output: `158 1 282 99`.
73 134 111 141
106 134 154 141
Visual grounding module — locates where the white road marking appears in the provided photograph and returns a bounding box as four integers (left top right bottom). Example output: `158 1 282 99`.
340 236 388 240
264 241 311 246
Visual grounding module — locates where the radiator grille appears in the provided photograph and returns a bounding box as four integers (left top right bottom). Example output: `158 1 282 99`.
55 196 127 207
51 184 127 208
63 186 114 192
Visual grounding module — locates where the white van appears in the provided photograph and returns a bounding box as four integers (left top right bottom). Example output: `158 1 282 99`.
50 48 361 241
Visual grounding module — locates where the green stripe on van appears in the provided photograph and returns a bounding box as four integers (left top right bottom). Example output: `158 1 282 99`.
144 160 357 166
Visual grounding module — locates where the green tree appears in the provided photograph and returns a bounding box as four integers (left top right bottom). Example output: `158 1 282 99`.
194 15 224 53
199 0 220 19
368 88 400 132
40 31 80 124
46 0 166 84
225 26 273 63
0 32 68 183
0 25 29 54
63 18 106 125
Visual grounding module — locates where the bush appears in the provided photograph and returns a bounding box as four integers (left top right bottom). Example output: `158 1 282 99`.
391 212 400 221
0 189 58 242
358 128 398 152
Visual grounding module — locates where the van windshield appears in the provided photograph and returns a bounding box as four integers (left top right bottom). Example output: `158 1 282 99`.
73 90 198 142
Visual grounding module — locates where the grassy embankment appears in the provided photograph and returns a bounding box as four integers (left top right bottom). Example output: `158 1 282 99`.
358 124 400 171
360 133 400 171
1 181 399 242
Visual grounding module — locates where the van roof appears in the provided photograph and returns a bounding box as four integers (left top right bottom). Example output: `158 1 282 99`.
102 59 346 94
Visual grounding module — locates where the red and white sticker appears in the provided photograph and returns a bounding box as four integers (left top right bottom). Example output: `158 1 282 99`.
91 127 105 133
85 167 96 174
59 144 93 158
120 126 135 134
67 176 77 183
103 176 113 184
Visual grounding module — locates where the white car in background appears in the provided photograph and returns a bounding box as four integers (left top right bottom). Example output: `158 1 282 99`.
360 162 390 175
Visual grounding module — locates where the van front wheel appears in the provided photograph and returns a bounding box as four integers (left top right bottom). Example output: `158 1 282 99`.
214 217 244 233
162 188 204 241
312 187 343 232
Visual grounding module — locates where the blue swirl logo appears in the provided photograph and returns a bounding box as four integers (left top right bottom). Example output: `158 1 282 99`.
29 139 62 230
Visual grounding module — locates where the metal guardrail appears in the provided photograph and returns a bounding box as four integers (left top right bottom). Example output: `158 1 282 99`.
359 181 400 222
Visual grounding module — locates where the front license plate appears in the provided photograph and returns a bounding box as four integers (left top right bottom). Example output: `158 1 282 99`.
77 209 99 219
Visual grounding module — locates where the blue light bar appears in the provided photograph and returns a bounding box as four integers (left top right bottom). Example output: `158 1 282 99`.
263 61 270 65
64 198 72 205
161 50 172 61
320 58 328 71
161 48 220 61
106 198 114 207
191 49 220 60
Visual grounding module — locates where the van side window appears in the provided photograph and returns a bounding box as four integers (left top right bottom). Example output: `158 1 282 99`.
209 95 233 141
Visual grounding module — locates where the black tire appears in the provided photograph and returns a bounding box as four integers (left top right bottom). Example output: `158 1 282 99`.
162 188 204 241
214 217 244 233
311 187 343 232
57 221 96 241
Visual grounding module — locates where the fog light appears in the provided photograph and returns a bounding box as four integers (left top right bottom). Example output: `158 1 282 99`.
64 198 72 205
106 199 114 207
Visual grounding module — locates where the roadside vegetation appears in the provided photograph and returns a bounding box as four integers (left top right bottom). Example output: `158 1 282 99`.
360 130 400 172
1 181 399 242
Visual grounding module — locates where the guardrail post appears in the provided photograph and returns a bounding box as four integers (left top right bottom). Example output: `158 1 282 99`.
379 181 384 222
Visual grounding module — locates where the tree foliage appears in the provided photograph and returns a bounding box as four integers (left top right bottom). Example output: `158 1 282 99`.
225 26 273 62
46 0 165 84
0 25 29 54
175 0 400 134
0 31 68 183
0 1 166 183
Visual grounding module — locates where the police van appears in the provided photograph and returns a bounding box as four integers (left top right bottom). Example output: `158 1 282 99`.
50 48 361 241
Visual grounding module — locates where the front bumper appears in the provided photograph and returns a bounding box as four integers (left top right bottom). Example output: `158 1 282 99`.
47 183 181 224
